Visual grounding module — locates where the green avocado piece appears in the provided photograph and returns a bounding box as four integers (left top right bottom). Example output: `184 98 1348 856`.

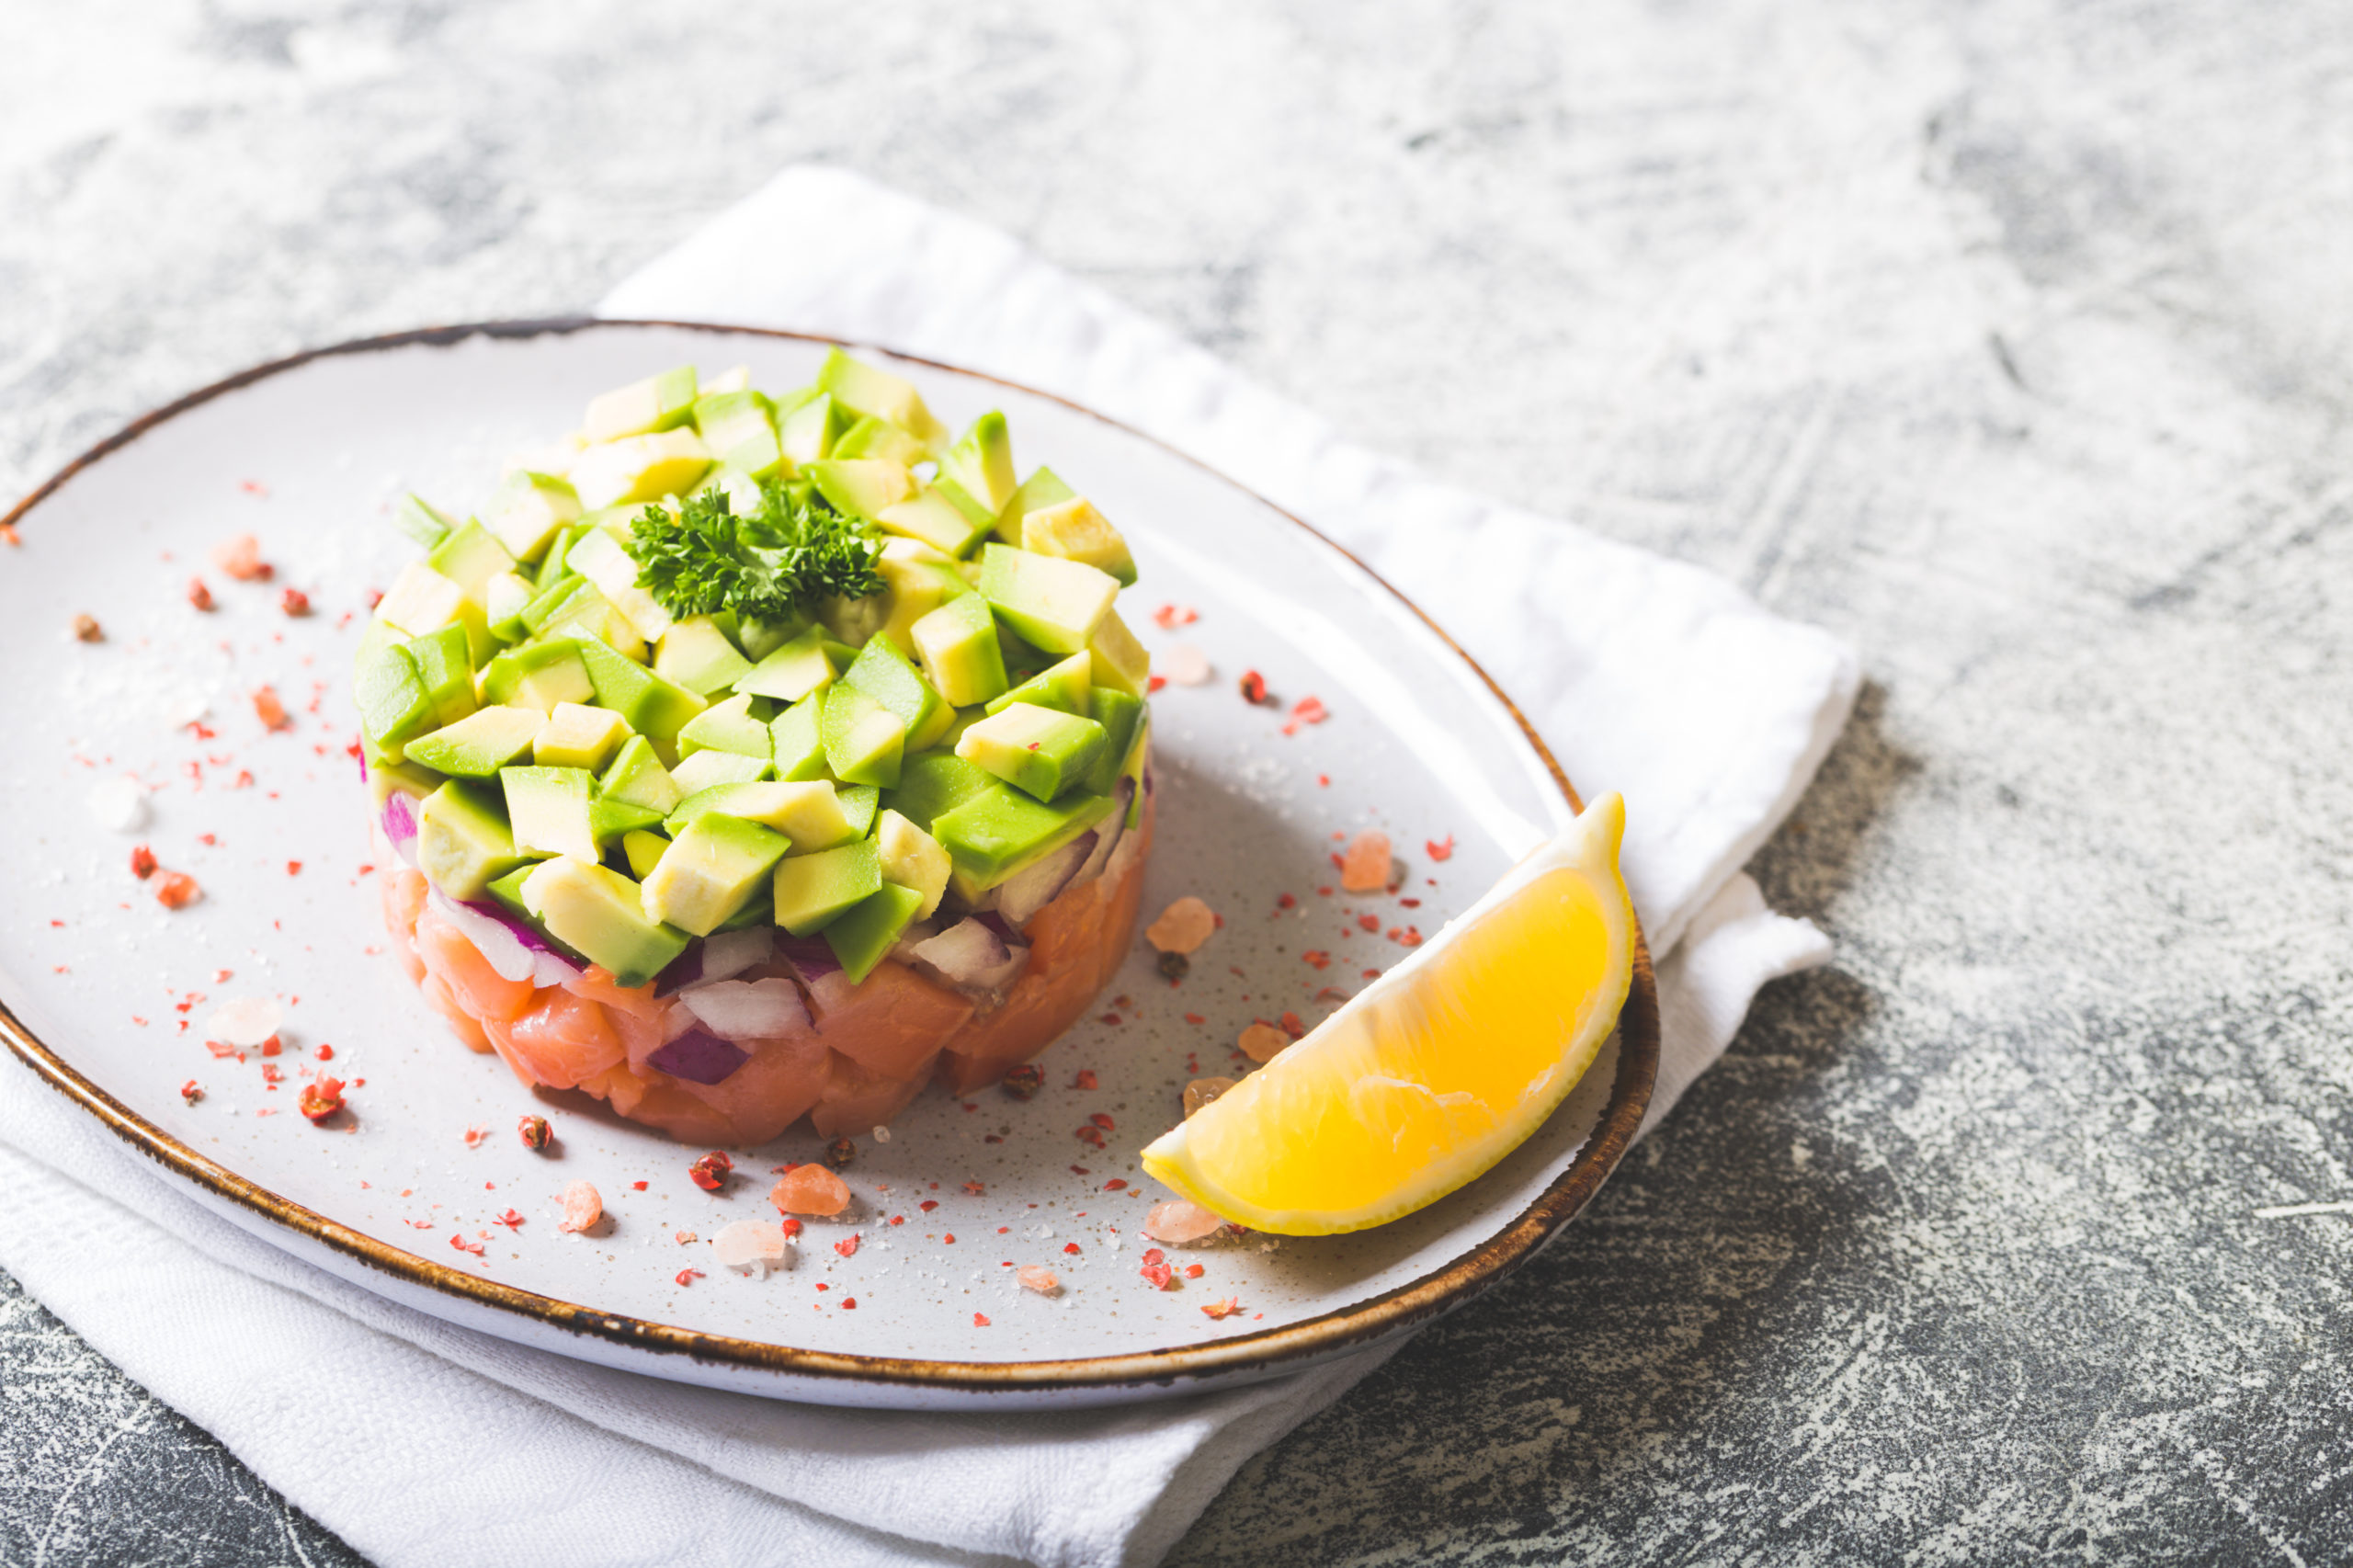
415 779 529 902
620 830 670 881
736 625 838 703
598 734 684 816
692 390 785 480
995 465 1076 545
836 784 881 838
1021 496 1136 587
986 651 1091 718
832 415 930 467
875 486 995 558
404 706 544 778
405 624 480 726
1083 686 1143 797
485 572 536 643
843 636 950 752
588 796 665 846
583 365 699 443
500 766 597 862
808 459 915 521
820 682 907 789
824 881 926 984
772 837 884 937
483 640 595 715
485 472 583 565
486 865 591 964
882 751 996 833
935 411 1017 520
1087 609 1152 699
356 642 436 767
535 577 643 655
778 391 852 467
533 701 631 773
955 702 1108 802
767 699 833 782
426 519 519 607
814 349 949 453
669 749 772 794
642 812 791 937
520 857 690 988
1121 715 1150 828
518 570 583 633
375 561 469 640
930 783 1117 889
393 493 456 549
654 616 754 696
574 635 707 754
676 692 773 760
733 612 802 663
876 808 951 921
665 779 860 854
975 543 1120 656
910 592 1010 708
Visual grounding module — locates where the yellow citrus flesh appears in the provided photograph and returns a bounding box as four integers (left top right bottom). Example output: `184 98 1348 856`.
1141 793 1633 1236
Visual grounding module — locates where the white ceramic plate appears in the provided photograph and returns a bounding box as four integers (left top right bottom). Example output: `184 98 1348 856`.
0 322 1655 1409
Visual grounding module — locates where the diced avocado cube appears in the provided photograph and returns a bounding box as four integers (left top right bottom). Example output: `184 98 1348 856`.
588 796 665 846
404 705 545 778
676 692 773 760
654 616 753 696
583 365 699 443
882 752 996 833
995 465 1076 545
518 570 584 634
642 812 791 937
821 682 907 789
936 411 1017 520
736 625 837 702
369 760 445 812
501 766 597 862
911 592 1010 709
598 734 684 815
930 783 1117 889
1087 609 1152 699
376 561 468 639
779 391 852 466
406 624 479 726
975 543 1120 655
569 429 712 510
485 571 536 642
872 540 972 658
483 864 586 966
520 857 690 988
667 779 861 854
986 651 1091 718
832 415 929 467
564 527 672 643
734 612 802 663
356 642 436 766
1021 495 1136 587
844 636 950 753
836 783 881 838
485 472 584 565
483 640 596 716
533 701 631 772
535 579 644 657
670 748 772 794
703 365 752 394
620 829 670 880
574 636 707 754
808 459 915 521
426 520 519 607
1083 686 1143 796
771 837 884 937
875 486 995 559
956 702 1108 802
393 493 456 548
415 779 529 902
876 808 951 921
1121 716 1149 829
692 390 784 480
767 699 832 781
824 882 926 984
815 349 949 454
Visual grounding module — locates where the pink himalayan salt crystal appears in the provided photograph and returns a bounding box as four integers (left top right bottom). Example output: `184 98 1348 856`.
558 1181 603 1233
1162 642 1212 687
1145 896 1217 955
1339 831 1392 893
1143 1199 1226 1247
1238 1023 1290 1064
770 1165 852 1217
713 1221 790 1278
203 996 282 1049
1017 1266 1063 1296
212 533 267 581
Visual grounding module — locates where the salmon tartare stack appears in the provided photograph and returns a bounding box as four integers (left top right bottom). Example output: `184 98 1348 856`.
356 351 1154 1143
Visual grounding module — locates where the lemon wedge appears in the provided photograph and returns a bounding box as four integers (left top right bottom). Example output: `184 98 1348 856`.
1140 792 1634 1236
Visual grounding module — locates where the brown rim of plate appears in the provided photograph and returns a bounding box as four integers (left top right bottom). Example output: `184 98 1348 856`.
0 318 1660 1396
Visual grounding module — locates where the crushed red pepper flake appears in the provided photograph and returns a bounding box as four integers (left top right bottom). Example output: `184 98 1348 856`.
131 846 158 880
1103 1178 1128 1191
280 587 312 617
841 1297 858 1310
1238 670 1269 705
450 1233 484 1256
919 1199 938 1212
1202 1297 1243 1320
179 1080 203 1105
1184 1012 1206 1025
973 1312 991 1327
1089 1112 1116 1131
1072 1069 1098 1090
286 860 303 877
1427 835 1455 862
1302 950 1330 970
688 1150 733 1191
1076 1125 1106 1147
253 687 291 732
1063 1241 1081 1255
834 1234 861 1258
676 1268 704 1287
298 1078 345 1121
944 1233 957 1244
1186 1264 1205 1278
188 578 215 611
963 1179 986 1196
154 871 201 909
1280 695 1329 736
496 1210 525 1229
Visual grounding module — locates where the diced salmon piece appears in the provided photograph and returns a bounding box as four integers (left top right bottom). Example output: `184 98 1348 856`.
418 972 493 1054
803 960 972 1081
415 908 537 1024
482 986 624 1090
811 1049 933 1139
657 1030 831 1146
562 965 667 1028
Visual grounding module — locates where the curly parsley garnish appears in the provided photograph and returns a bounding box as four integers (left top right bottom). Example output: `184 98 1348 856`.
624 482 884 623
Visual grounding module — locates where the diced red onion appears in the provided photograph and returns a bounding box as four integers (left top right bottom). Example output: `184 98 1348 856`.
679 977 810 1040
776 935 843 980
1074 778 1134 885
698 926 774 985
381 790 419 848
997 833 1094 927
648 1027 751 1085
910 917 1031 994
428 893 539 984
654 941 702 996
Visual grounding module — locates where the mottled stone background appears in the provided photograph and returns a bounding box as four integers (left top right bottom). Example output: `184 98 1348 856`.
7 0 2353 1562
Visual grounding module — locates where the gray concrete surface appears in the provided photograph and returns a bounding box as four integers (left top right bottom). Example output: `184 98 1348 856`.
8 0 2353 1562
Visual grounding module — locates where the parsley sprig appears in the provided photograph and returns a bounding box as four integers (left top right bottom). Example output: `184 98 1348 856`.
624 483 884 624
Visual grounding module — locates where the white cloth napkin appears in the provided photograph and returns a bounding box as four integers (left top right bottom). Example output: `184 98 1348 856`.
0 165 1857 1568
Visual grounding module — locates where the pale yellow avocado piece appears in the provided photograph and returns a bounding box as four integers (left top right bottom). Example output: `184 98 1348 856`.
484 571 535 631
700 779 864 855
485 472 583 562
564 527 674 642
569 429 713 510
533 701 631 772
1022 496 1137 587
582 365 699 444
876 809 951 920
376 561 467 637
1087 609 1152 699
816 349 949 454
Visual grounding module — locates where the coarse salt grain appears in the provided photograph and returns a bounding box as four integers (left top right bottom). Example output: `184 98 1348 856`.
1143 1199 1226 1246
1162 642 1212 686
713 1221 791 1278
558 1181 603 1233
1145 896 1217 955
1238 1022 1290 1064
88 778 149 834
1017 1266 1062 1295
1340 831 1392 893
203 996 282 1049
